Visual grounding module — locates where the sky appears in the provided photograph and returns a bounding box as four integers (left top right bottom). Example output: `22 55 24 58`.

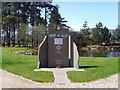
52 1 118 31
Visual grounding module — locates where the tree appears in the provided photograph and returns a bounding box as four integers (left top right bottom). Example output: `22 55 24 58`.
2 3 13 47
102 26 111 43
49 6 63 27
112 25 120 43
83 21 88 28
17 24 28 47
2 2 63 47
31 25 45 48
71 32 86 48
2 2 22 47
92 22 111 45
80 21 92 45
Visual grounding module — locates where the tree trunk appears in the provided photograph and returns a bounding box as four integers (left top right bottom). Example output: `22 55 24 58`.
12 25 16 47
37 34 38 47
7 33 10 47
18 40 21 47
6 25 11 47
32 37 34 48
2 30 6 47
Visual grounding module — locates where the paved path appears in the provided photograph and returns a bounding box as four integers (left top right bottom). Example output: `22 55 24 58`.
0 69 119 88
53 70 70 83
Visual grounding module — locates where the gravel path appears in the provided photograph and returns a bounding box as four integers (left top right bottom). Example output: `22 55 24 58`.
0 69 119 88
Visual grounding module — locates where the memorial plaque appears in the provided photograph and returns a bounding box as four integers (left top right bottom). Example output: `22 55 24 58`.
54 38 63 45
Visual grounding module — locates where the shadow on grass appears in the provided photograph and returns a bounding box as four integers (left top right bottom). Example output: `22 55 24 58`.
79 66 100 69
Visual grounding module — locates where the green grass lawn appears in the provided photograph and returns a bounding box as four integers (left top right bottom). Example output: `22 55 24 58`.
1 47 119 83
1 47 54 83
67 57 119 82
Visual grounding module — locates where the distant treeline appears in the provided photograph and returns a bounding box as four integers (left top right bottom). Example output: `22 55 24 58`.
1 2 120 48
71 22 120 48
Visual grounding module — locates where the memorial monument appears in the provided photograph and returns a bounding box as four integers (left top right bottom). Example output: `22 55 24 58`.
37 26 79 68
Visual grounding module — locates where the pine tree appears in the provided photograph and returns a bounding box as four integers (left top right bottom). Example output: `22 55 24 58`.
49 6 63 27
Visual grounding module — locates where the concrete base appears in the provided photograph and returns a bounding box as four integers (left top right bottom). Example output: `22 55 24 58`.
34 68 85 72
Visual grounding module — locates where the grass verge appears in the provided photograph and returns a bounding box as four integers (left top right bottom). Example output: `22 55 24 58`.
2 47 119 83
67 57 119 82
2 47 54 83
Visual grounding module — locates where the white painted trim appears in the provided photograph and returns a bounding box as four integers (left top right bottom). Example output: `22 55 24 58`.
68 35 71 60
